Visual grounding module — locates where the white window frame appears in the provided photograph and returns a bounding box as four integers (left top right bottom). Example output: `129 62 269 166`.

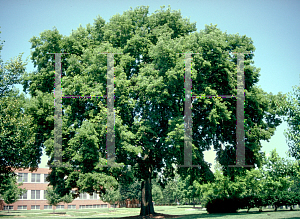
17 205 27 210
31 173 41 183
4 206 13 210
31 190 40 200
44 205 53 210
31 205 40 210
19 190 27 200
56 205 65 209
67 205 76 209
18 173 28 183
79 192 87 199
93 204 100 208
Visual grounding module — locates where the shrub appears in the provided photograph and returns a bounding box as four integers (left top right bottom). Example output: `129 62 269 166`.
205 195 240 213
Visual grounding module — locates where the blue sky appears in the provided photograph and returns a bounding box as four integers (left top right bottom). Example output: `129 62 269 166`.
1 0 299 171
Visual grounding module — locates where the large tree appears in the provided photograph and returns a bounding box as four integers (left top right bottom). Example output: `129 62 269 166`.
0 28 41 194
23 5 283 216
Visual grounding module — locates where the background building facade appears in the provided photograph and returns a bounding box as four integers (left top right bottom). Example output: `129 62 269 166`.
0 168 117 211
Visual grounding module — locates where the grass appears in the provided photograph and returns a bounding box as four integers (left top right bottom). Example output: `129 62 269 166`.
0 205 300 219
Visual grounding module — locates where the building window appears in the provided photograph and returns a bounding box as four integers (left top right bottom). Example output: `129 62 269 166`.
56 205 65 209
31 190 40 199
93 204 100 208
67 205 76 209
44 190 48 199
19 191 27 200
101 204 108 208
18 173 28 182
79 193 87 199
90 192 98 199
31 173 40 182
4 206 13 210
31 205 40 210
44 174 49 183
80 205 93 209
17 205 27 210
44 205 52 210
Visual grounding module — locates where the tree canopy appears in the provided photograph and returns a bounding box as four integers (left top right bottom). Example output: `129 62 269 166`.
0 27 42 194
21 5 284 216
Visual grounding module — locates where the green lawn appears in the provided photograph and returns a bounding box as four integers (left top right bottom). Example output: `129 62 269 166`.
0 205 300 218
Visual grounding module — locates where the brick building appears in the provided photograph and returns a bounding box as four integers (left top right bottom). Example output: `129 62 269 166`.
0 168 117 211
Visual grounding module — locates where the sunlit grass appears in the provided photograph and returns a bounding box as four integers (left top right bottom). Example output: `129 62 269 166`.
0 205 300 218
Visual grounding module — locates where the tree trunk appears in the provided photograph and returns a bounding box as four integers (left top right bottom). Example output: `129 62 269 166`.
193 197 195 208
140 167 155 216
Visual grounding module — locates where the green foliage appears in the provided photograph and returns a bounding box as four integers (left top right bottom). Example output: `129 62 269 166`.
0 93 38 173
119 178 141 203
206 196 241 213
0 175 26 212
24 5 284 216
0 29 43 193
162 175 182 204
280 86 300 160
152 181 163 204
0 28 26 97
101 188 121 210
199 149 300 213
45 186 73 213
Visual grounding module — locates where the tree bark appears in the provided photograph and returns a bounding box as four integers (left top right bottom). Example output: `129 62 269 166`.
193 197 195 208
140 167 155 216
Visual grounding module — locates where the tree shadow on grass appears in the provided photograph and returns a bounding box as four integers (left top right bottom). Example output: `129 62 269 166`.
48 212 66 214
0 211 23 217
0 215 14 218
85 212 224 219
89 208 300 219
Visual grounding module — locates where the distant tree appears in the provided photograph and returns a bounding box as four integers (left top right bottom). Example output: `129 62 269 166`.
279 85 300 160
1 175 26 213
101 188 121 211
45 186 73 213
152 181 163 204
259 149 299 211
198 149 300 213
119 175 141 205
45 187 61 213
161 173 186 205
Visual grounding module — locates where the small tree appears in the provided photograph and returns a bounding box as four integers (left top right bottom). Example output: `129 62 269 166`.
45 186 73 213
61 191 73 205
1 176 26 213
101 188 121 211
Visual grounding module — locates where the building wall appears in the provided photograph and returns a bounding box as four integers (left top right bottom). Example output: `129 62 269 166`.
1 168 117 211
